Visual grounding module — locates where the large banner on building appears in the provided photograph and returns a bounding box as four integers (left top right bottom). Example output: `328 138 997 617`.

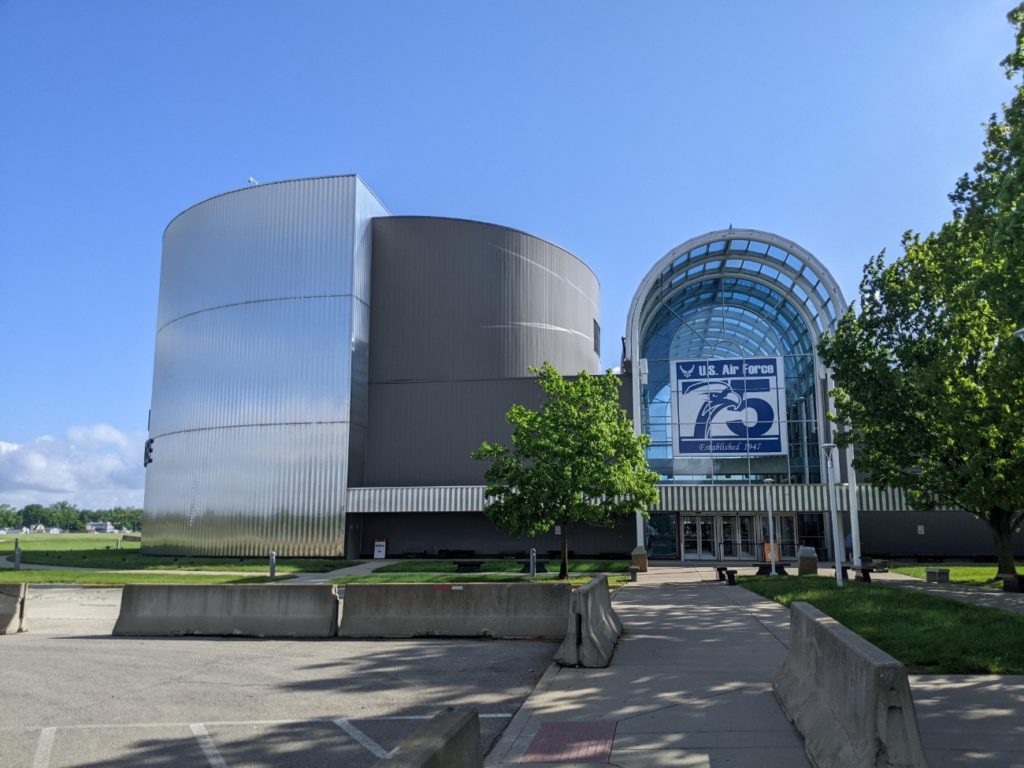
671 357 787 456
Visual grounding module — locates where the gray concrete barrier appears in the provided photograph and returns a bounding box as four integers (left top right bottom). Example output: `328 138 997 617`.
376 708 481 768
338 583 571 639
554 575 622 668
1 584 27 634
774 601 928 768
113 584 340 638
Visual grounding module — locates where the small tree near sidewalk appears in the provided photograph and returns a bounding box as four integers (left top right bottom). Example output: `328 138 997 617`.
473 363 659 579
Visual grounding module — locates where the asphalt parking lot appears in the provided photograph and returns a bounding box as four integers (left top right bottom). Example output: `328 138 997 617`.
2 587 557 767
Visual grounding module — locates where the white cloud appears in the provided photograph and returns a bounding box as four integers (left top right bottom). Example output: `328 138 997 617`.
0 424 146 510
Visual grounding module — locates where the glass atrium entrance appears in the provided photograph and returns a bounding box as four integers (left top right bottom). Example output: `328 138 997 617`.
647 511 807 561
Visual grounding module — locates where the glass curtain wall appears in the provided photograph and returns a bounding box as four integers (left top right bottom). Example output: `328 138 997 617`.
635 235 839 485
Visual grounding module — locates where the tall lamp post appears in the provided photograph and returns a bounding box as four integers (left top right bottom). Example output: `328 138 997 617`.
764 478 777 576
822 442 843 587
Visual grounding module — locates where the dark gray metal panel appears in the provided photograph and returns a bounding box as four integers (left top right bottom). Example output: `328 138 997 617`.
369 216 600 384
858 508 1024 559
350 512 635 558
363 377 545 486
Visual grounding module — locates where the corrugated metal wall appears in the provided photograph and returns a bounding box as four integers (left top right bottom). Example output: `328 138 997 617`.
348 483 908 514
362 217 601 487
144 176 388 556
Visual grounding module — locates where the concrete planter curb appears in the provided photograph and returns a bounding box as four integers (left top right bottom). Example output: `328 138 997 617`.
553 575 622 667
112 584 341 637
377 708 482 768
774 601 928 768
338 582 571 639
1 584 27 634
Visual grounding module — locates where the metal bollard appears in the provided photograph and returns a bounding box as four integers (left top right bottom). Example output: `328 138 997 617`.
529 548 537 577
269 550 276 578
14 541 21 570
629 566 639 582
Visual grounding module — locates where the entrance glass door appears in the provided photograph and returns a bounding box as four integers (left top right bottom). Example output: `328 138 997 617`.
682 515 716 560
721 515 757 560
761 514 797 558
647 513 679 559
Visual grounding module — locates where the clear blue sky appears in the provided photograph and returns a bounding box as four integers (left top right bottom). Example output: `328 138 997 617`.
0 1 1016 508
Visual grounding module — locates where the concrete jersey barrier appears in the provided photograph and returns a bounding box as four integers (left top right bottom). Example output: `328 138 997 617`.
113 584 340 638
338 583 571 639
554 575 622 668
376 708 482 768
1 584 27 634
774 601 929 768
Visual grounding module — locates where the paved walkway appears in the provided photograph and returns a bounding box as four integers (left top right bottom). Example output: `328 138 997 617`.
486 565 1024 767
487 565 809 767
870 569 1024 615
288 557 395 582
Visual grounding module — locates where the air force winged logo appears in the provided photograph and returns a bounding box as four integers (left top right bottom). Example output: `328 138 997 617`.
671 358 787 456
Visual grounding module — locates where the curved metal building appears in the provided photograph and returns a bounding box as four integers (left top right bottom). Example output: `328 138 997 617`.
362 216 600 488
144 180 1020 562
143 182 600 556
144 176 388 556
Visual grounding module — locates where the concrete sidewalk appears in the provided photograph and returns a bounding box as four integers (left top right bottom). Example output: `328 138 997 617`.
486 565 1024 767
870 569 1024 616
486 566 810 767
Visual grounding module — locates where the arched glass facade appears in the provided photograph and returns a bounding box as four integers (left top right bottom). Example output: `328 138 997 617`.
625 229 846 487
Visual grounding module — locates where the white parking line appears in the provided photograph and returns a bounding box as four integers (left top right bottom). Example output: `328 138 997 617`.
32 727 56 768
190 724 227 768
7 713 514 732
334 719 390 759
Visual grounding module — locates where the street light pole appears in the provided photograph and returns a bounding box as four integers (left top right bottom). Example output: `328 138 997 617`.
822 442 843 587
764 478 777 576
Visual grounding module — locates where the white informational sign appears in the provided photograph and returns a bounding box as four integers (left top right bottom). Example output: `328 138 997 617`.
671 357 788 457
373 539 387 559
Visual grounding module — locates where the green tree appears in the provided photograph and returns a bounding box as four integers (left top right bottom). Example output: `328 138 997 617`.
473 363 659 579
48 501 80 531
820 5 1024 577
0 504 18 529
105 507 143 531
19 504 47 527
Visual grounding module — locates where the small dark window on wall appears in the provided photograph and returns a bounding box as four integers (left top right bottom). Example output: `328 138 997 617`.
593 319 601 355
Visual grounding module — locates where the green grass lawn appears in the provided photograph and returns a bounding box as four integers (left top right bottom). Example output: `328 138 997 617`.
332 572 631 587
373 559 629 574
740 574 1024 674
890 563 1016 589
0 534 358 573
0 570 294 585
0 533 138 553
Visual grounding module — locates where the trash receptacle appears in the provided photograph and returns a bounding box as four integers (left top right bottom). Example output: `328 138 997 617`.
797 546 818 576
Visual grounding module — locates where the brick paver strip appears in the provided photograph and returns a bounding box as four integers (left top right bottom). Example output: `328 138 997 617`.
519 720 617 764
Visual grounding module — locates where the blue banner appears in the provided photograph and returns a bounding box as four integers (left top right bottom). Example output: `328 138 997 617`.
670 357 788 456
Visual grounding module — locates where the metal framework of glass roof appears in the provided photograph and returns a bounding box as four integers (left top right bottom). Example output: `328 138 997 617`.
624 229 848 485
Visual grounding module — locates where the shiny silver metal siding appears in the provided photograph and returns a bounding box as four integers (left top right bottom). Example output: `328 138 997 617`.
144 176 388 556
